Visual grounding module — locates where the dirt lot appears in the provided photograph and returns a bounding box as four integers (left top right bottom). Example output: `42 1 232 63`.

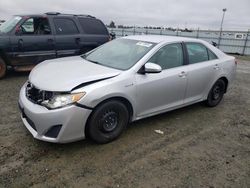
0 59 249 188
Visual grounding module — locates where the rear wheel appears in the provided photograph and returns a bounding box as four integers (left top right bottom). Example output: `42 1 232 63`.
206 79 226 107
87 100 129 144
0 57 7 79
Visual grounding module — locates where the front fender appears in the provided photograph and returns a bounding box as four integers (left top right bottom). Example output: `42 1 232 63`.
76 75 137 119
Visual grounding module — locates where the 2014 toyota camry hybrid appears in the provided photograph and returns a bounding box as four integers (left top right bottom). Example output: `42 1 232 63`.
19 35 236 144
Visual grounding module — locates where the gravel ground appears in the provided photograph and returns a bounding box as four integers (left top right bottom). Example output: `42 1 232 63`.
0 59 249 188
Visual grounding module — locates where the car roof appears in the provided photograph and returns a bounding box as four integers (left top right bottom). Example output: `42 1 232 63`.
15 12 96 19
123 35 204 44
124 35 227 59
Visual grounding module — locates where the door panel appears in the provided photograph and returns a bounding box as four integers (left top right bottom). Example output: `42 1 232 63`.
135 68 187 117
184 60 220 103
54 34 82 57
135 43 187 117
53 17 81 57
184 42 221 103
9 17 56 66
10 35 56 65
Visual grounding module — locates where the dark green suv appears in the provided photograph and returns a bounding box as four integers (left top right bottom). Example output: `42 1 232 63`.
0 12 110 78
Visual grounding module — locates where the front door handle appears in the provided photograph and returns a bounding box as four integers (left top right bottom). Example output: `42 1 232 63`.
178 71 186 78
18 39 23 49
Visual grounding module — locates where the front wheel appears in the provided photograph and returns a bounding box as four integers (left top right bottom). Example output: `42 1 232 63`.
206 79 226 107
86 100 129 144
0 57 7 79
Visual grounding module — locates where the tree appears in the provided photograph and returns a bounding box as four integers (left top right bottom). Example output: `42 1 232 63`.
109 21 116 28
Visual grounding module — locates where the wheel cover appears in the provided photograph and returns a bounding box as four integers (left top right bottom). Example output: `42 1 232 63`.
99 110 119 132
212 85 221 100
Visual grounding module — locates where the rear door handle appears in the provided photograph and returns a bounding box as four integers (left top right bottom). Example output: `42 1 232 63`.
178 71 186 78
213 64 220 70
75 37 81 45
48 38 54 43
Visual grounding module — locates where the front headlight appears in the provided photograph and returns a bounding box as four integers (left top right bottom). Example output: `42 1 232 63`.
41 92 86 109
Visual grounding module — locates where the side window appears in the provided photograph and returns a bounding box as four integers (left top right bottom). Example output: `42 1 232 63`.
148 43 184 70
54 18 79 35
186 43 209 64
20 17 51 35
78 18 108 35
207 49 218 60
21 18 34 33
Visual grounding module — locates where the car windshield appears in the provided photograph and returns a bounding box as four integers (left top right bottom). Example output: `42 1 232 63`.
0 16 22 33
82 39 156 70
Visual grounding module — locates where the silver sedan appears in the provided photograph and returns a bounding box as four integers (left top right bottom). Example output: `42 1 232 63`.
19 35 237 144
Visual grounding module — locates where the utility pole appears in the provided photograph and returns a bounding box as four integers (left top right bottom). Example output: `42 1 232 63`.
218 8 227 48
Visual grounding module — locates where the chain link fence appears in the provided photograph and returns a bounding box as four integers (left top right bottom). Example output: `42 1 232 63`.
108 27 250 55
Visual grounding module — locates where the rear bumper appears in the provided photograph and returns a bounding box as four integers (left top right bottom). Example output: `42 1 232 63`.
19 84 92 143
227 63 237 91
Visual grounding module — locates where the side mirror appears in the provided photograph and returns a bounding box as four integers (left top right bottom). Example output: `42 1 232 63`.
109 32 116 40
143 62 162 73
15 26 22 35
211 41 217 47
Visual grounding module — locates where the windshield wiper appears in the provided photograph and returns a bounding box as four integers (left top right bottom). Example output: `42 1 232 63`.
81 54 87 59
81 54 101 65
86 59 101 65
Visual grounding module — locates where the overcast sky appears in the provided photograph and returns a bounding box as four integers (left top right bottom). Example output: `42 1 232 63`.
0 0 249 30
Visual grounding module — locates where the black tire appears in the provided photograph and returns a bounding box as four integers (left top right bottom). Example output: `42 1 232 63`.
206 79 226 107
0 57 7 79
87 100 129 144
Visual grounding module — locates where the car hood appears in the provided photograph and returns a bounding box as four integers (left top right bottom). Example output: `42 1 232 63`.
0 31 8 36
29 56 121 92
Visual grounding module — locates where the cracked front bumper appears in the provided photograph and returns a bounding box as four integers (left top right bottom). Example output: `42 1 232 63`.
18 84 92 143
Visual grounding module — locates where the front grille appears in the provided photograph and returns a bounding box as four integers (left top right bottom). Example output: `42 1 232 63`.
26 82 54 104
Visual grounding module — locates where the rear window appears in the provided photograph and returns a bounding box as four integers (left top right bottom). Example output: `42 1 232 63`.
78 18 108 35
54 18 79 35
186 43 209 64
208 49 218 60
